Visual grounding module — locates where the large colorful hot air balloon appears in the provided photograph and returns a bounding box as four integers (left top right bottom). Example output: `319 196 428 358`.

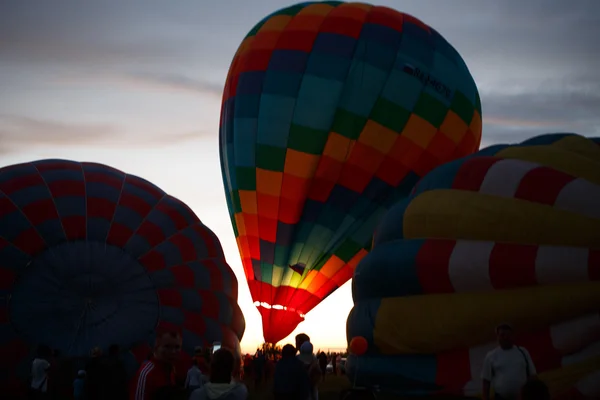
219 1 482 343
347 133 600 398
0 160 245 394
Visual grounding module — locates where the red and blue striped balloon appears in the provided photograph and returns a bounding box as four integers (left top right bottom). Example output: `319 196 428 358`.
0 159 245 394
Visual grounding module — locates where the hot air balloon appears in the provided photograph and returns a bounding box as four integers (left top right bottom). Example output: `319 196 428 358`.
347 133 600 398
219 1 482 343
0 159 245 395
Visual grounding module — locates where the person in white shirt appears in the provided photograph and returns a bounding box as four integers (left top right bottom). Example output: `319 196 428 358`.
481 324 537 400
185 359 205 393
31 345 52 396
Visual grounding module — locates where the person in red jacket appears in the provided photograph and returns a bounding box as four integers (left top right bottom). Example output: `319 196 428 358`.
130 330 183 400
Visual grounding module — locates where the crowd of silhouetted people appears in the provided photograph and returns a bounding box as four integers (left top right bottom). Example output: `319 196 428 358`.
23 329 340 400
27 343 129 400
243 342 345 392
22 325 552 400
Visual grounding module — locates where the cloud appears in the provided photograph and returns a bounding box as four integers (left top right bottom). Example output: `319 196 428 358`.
0 0 238 66
0 115 209 154
481 74 600 143
1 0 598 152
137 130 212 146
0 2 180 66
0 31 183 70
50 70 224 97
0 115 119 145
481 94 599 147
123 72 224 96
484 117 573 130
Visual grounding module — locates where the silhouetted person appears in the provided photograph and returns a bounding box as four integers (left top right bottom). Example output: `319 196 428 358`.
73 370 86 400
49 349 72 400
253 350 265 388
331 353 337 375
185 359 205 393
242 354 252 381
297 341 321 400
295 333 310 353
85 347 105 400
54 349 76 400
103 344 128 400
30 344 52 399
273 344 310 400
190 348 247 400
317 352 327 381
193 346 210 376
482 324 537 400
130 330 184 400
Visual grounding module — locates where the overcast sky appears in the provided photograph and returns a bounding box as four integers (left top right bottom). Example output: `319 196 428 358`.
1 0 599 351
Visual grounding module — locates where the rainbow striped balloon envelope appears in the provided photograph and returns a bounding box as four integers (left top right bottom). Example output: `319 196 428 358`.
347 133 600 398
219 1 482 343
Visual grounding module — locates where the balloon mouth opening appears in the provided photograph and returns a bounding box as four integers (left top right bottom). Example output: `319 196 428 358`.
253 301 306 319
8 241 159 357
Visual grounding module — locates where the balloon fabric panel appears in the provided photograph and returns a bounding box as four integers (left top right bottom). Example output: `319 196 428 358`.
346 134 600 398
220 1 481 343
0 160 245 394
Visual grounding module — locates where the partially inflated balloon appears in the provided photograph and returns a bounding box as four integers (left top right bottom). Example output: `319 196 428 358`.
220 1 481 343
347 133 600 398
0 160 245 395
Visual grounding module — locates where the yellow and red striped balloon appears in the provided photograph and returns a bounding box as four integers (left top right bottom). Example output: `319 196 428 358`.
348 133 600 398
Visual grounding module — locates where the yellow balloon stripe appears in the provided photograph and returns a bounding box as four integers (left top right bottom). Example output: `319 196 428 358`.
496 142 600 186
539 355 600 398
554 135 600 161
373 282 600 354
404 190 600 247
